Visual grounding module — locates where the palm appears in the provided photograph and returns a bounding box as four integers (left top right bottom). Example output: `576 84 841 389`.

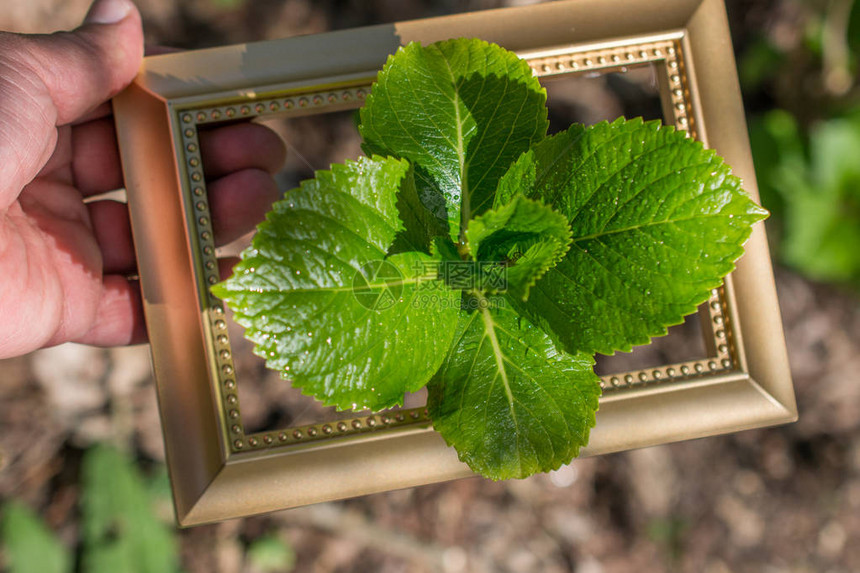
4 174 104 354
3 108 136 349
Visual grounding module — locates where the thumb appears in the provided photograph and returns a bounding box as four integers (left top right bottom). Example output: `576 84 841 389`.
19 0 144 124
0 0 143 208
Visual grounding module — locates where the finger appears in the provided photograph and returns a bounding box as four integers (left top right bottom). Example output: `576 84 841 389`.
199 123 287 179
87 199 136 274
73 275 147 346
72 118 285 197
208 168 280 246
20 0 144 125
72 117 124 196
0 0 143 210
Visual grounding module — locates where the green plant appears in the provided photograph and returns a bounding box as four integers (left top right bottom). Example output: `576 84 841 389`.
1 502 70 573
246 534 296 572
80 446 181 573
213 38 766 480
0 446 181 573
750 109 860 285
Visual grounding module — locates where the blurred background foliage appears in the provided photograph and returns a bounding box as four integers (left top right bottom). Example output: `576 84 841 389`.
1 446 294 573
2 0 860 572
2 446 182 573
742 0 860 287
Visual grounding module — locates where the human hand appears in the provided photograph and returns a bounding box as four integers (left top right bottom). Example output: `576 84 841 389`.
0 0 285 358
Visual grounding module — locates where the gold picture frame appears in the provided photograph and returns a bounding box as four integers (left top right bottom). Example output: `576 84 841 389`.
113 0 796 526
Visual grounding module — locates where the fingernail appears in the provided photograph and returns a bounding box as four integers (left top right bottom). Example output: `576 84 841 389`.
84 0 133 24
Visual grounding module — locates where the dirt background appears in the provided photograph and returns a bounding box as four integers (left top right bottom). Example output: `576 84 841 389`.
2 1 860 572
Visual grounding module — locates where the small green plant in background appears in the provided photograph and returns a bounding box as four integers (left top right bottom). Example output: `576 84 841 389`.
79 446 181 573
214 38 766 480
1 502 70 573
1 446 182 573
246 534 296 572
1 446 297 572
646 516 689 564
750 110 860 286
741 0 860 287
210 0 248 9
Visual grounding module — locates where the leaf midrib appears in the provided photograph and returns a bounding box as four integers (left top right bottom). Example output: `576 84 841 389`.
440 51 470 237
238 276 428 295
571 212 743 244
480 306 514 405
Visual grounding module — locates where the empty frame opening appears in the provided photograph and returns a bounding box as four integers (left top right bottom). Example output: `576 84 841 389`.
543 63 663 130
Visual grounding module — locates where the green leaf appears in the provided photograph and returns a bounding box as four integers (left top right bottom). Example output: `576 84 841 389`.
1 502 70 573
431 236 463 263
388 166 449 254
493 149 537 209
359 38 548 242
466 194 571 300
213 156 460 411
428 301 600 480
80 446 180 573
514 118 768 355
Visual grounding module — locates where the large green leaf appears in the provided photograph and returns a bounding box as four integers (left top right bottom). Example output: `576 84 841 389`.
514 118 768 355
427 302 600 480
465 195 571 300
359 38 548 242
212 156 459 411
